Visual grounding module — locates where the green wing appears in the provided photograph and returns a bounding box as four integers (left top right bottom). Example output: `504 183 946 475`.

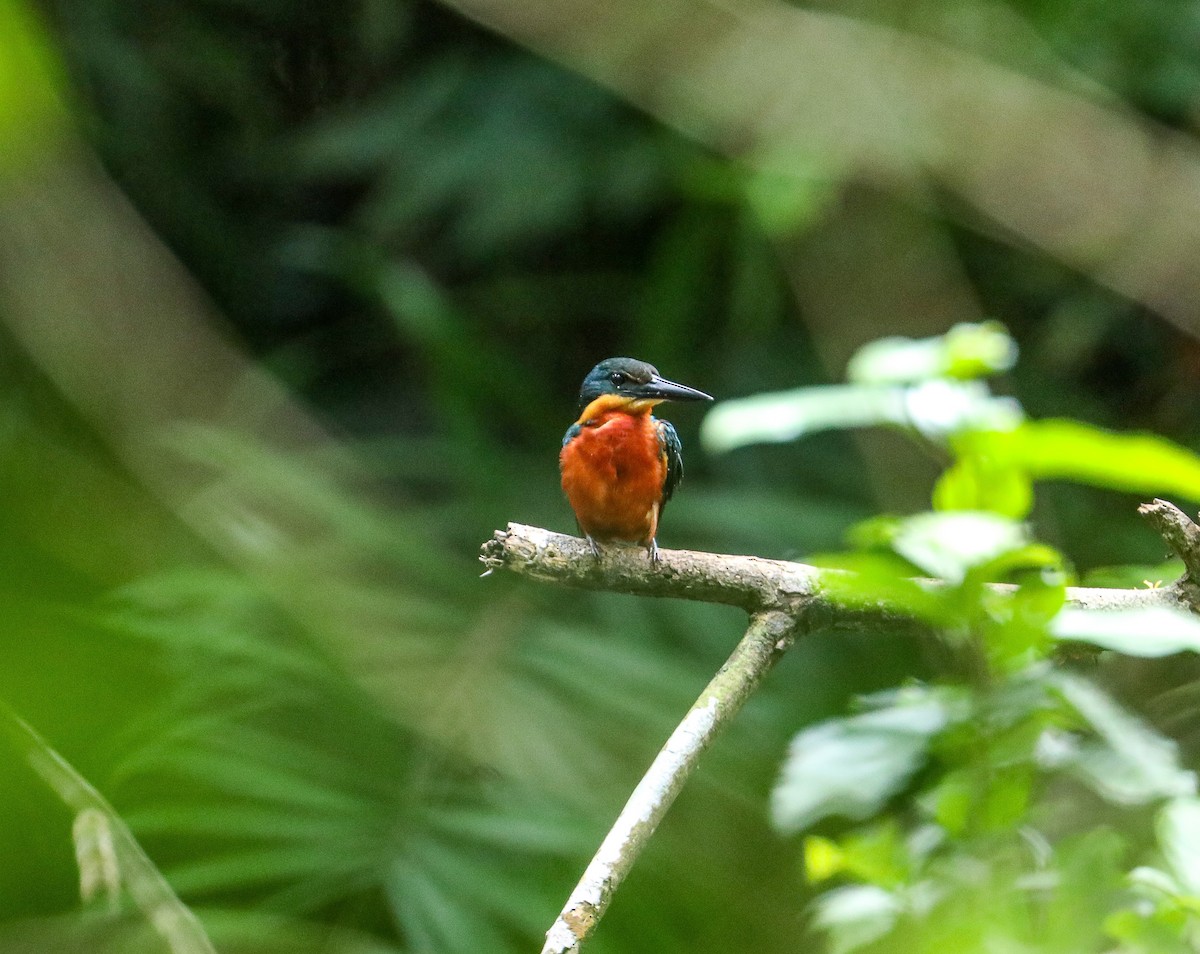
656 418 685 505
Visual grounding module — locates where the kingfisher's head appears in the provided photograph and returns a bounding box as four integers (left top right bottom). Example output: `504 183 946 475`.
577 357 713 410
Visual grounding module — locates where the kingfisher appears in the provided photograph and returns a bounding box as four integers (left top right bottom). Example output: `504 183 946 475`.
560 357 712 561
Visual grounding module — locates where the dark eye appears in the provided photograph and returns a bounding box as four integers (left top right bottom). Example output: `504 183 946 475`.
609 371 628 386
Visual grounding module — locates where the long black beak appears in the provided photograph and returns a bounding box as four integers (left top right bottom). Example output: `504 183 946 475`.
640 373 713 403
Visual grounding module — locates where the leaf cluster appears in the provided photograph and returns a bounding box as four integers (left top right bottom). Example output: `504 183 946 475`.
719 326 1200 952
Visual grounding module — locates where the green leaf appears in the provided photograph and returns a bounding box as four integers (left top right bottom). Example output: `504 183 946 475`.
1127 864 1187 901
933 455 1033 518
1051 606 1200 657
700 384 904 453
1158 798 1200 896
700 380 1020 454
0 704 218 953
846 321 1017 384
889 511 1031 584
928 763 1035 837
165 845 365 896
807 821 916 889
955 420 1200 503
0 0 69 172
805 836 846 883
810 885 902 954
928 771 973 836
772 686 967 833
1104 906 1195 953
814 553 954 625
1039 674 1196 804
427 806 590 855
899 381 1023 441
941 322 1021 380
843 822 915 887
980 596 1063 670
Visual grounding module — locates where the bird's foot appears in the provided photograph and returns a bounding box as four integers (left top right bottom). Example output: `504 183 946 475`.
647 538 661 563
585 535 602 559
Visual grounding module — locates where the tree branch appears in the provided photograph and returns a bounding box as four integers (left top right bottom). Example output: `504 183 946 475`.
480 523 1182 615
480 523 822 613
480 518 1199 952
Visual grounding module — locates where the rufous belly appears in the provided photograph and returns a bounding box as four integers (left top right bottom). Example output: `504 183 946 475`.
560 413 664 544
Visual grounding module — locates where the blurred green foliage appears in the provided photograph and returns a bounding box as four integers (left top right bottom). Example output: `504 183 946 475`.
736 327 1200 951
2 0 1200 952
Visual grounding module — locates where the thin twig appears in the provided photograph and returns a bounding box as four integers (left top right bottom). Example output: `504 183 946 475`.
540 609 800 954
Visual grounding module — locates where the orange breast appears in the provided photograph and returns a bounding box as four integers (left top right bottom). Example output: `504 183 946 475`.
560 410 666 545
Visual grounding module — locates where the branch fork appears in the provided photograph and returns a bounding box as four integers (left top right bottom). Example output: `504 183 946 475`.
481 503 1200 953
1138 498 1200 588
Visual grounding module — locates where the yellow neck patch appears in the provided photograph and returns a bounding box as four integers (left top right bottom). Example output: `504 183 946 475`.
576 394 661 424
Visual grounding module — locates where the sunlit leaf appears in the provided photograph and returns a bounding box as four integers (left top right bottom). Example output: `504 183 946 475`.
975 552 1067 614
805 836 845 883
973 555 1067 667
928 771 972 836
1103 906 1194 953
700 380 1020 454
1051 606 1200 657
772 686 967 833
701 384 904 454
933 454 1033 518
927 764 1034 836
889 511 1030 584
955 420 1200 503
846 322 1017 384
0 0 69 170
810 885 901 954
1157 798 1200 896
829 821 911 888
904 381 1023 441
1127 864 1186 900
